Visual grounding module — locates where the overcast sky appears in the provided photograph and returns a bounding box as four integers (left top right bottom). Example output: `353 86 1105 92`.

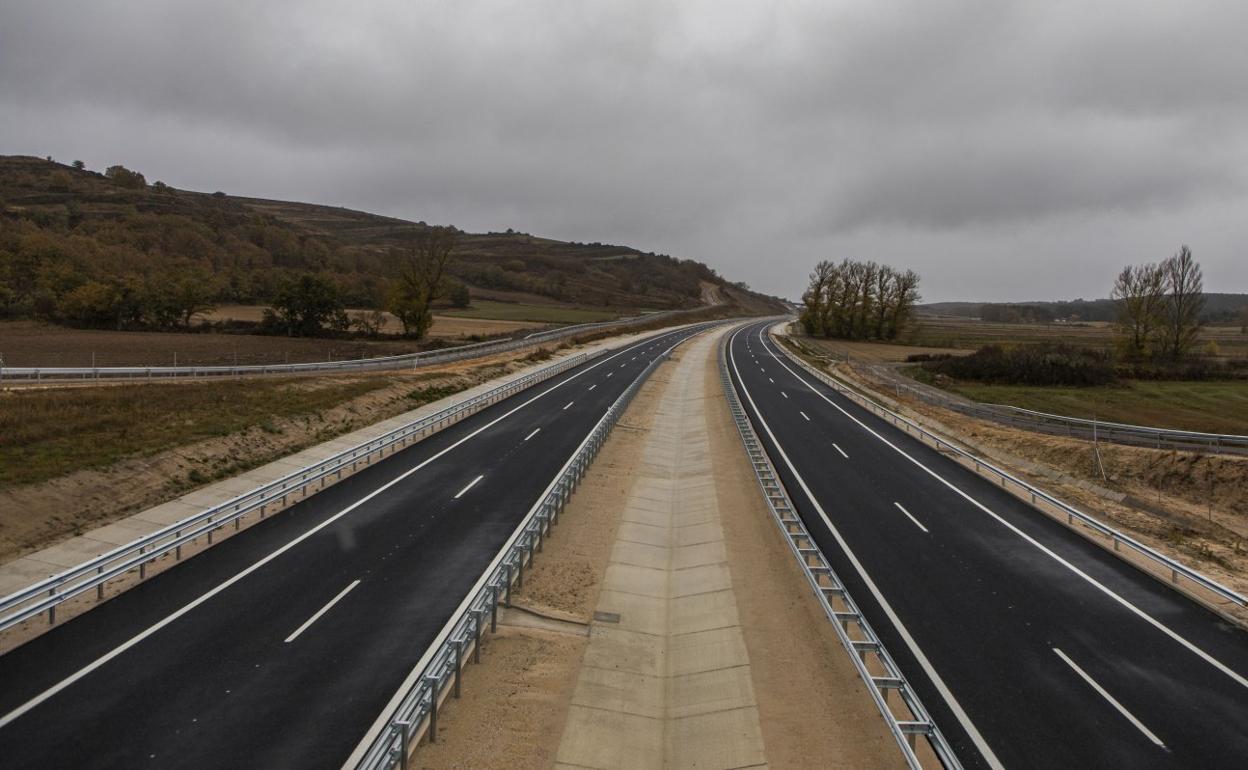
3 1 1246 302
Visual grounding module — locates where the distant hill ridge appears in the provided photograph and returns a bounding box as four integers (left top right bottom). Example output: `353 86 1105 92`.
921 293 1248 323
0 155 784 316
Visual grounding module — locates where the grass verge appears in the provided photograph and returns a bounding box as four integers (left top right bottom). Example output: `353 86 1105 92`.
0 378 391 489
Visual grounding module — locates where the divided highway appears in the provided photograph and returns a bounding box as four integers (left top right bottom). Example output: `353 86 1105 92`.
727 321 1248 769
0 325 706 769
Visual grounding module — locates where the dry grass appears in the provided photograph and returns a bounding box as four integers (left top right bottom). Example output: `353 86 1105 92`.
0 378 390 488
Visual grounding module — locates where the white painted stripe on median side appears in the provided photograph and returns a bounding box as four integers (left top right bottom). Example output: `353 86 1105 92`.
1053 648 1166 748
726 326 1006 770
588 384 596 391
800 411 810 421
781 391 788 399
894 502 929 533
833 443 848 459
755 324 1248 692
563 401 574 410
0 328 682 733
524 428 541 441
453 475 484 499
285 580 361 643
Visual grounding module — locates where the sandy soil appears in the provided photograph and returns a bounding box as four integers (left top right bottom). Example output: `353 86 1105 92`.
411 348 669 770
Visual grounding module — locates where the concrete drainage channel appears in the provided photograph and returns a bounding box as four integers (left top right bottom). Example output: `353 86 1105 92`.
0 334 644 640
717 327 960 770
342 326 718 770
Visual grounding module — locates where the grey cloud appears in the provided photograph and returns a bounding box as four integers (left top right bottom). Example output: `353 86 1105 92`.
2 0 1246 301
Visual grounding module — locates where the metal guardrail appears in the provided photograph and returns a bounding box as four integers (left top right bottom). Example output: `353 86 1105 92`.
0 346 606 634
0 309 693 382
718 325 961 770
346 325 710 770
774 332 1248 610
803 337 1248 455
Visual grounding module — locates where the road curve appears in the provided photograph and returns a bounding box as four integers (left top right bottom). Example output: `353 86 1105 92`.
0 325 707 769
726 320 1248 769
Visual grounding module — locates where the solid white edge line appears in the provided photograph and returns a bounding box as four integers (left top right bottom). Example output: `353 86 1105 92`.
453 474 484 500
0 327 684 733
284 580 361 644
833 443 849 459
523 428 541 441
341 325 707 768
757 324 1248 691
728 324 1006 770
1053 647 1166 748
894 502 930 534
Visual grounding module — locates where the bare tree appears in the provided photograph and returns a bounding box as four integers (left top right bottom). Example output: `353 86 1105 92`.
1159 245 1205 362
800 260 834 335
386 225 458 338
799 258 920 341
1111 262 1166 360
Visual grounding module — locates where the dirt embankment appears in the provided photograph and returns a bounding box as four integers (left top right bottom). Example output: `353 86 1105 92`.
0 352 547 564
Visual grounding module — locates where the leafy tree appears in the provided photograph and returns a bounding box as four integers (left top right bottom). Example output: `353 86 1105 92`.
350 309 388 337
58 281 118 328
104 165 146 189
266 274 347 336
385 225 458 338
446 280 471 308
71 160 85 170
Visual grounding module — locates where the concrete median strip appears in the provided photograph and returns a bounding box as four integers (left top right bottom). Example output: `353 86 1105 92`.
554 331 767 770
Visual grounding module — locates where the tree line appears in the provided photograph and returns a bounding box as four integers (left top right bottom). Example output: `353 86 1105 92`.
1112 245 1205 362
799 259 920 341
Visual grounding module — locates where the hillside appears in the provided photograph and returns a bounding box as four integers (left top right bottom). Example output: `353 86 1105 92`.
0 155 784 324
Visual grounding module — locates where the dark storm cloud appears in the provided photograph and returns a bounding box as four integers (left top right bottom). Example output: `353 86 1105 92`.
2 0 1245 301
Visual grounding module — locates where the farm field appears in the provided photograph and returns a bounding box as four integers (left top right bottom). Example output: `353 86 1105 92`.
944 380 1248 435
0 315 532 369
439 300 621 324
207 305 536 338
908 316 1248 357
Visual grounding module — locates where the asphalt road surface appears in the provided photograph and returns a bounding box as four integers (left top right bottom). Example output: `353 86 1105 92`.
0 325 707 769
726 320 1248 769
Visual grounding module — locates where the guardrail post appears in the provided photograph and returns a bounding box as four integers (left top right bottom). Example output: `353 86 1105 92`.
393 720 412 770
425 679 439 742
48 590 55 625
473 611 483 662
97 566 104 599
491 587 499 631
454 638 463 698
